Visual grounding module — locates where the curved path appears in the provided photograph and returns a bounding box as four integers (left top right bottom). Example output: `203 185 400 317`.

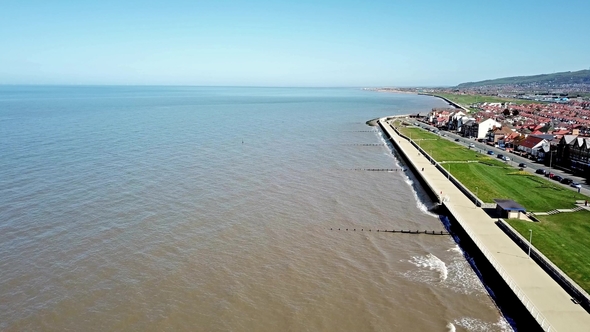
379 119 590 332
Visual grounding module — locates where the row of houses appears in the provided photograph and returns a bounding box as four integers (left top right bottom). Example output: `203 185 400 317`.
427 107 590 179
428 108 501 139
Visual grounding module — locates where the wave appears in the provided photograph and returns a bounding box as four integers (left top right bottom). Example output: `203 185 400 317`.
453 317 513 332
446 322 456 332
403 246 488 296
408 253 448 281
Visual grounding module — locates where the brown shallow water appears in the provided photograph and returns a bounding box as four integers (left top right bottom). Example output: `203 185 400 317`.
0 87 510 331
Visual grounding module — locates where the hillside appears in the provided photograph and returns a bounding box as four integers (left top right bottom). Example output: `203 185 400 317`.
457 69 590 88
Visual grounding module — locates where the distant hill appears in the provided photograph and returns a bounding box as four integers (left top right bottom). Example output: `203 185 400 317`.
457 69 590 88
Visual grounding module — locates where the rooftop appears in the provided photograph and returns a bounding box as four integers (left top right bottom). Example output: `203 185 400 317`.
494 199 527 212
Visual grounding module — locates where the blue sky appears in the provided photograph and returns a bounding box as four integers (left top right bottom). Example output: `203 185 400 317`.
1 0 588 86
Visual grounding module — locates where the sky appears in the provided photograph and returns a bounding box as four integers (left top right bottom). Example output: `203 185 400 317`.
1 0 589 87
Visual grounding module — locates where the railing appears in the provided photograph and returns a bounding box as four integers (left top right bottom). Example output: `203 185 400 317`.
445 205 554 332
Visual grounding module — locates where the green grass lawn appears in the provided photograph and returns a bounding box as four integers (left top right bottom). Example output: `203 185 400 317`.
507 211 590 293
395 122 587 211
449 163 585 211
396 125 481 162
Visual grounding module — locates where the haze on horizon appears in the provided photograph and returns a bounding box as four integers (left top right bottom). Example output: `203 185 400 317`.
1 0 588 87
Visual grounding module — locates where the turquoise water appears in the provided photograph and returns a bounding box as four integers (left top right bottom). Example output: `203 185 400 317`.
0 86 508 331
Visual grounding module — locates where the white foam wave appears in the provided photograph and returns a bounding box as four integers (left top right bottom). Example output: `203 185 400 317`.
409 253 448 281
453 317 513 332
446 322 456 332
447 245 463 255
443 245 487 295
403 246 487 296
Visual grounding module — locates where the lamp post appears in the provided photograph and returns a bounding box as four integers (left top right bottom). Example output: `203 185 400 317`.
529 229 533 257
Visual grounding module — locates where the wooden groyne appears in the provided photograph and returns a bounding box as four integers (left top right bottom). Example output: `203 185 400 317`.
329 228 449 235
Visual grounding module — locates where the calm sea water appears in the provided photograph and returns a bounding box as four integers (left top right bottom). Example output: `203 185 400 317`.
0 86 510 331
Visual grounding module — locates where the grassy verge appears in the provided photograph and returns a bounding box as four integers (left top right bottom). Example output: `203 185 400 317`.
507 211 590 293
395 122 587 211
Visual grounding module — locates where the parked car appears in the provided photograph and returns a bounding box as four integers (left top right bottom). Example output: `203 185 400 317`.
571 182 582 188
454 138 460 142
487 150 494 155
469 143 475 148
561 178 573 185
502 156 510 161
545 172 553 178
518 163 526 168
497 154 504 159
553 175 563 182
536 168 546 174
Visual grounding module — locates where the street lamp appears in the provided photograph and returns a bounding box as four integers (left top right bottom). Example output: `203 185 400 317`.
529 229 533 257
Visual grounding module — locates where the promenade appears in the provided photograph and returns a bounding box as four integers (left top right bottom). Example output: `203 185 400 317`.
379 119 590 331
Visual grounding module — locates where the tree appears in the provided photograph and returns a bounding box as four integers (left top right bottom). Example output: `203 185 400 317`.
512 109 520 116
503 109 511 116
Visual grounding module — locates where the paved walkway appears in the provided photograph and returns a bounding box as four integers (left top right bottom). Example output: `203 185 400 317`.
380 119 590 332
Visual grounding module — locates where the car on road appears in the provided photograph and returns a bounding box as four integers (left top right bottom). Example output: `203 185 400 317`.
469 143 475 148
571 182 582 188
518 163 526 168
561 178 573 185
454 138 460 142
497 154 504 159
553 175 563 182
536 168 546 174
501 156 510 161
487 150 494 155
545 172 554 178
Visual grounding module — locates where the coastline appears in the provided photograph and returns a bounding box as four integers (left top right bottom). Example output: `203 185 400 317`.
363 87 417 95
417 93 471 112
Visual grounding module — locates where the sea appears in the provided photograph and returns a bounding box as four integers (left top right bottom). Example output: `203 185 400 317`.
0 86 512 331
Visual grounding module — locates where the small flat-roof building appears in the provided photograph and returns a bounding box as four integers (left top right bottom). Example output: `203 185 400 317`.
494 199 527 219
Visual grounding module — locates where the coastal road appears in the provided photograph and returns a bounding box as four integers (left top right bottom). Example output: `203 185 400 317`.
413 121 590 197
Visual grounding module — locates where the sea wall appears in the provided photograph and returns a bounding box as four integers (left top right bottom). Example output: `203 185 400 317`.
379 120 483 207
376 120 440 203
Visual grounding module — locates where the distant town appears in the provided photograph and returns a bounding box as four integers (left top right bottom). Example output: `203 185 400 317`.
372 69 590 180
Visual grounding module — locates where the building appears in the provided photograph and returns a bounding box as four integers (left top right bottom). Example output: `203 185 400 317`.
556 135 590 176
516 135 549 157
494 199 527 219
461 118 501 139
